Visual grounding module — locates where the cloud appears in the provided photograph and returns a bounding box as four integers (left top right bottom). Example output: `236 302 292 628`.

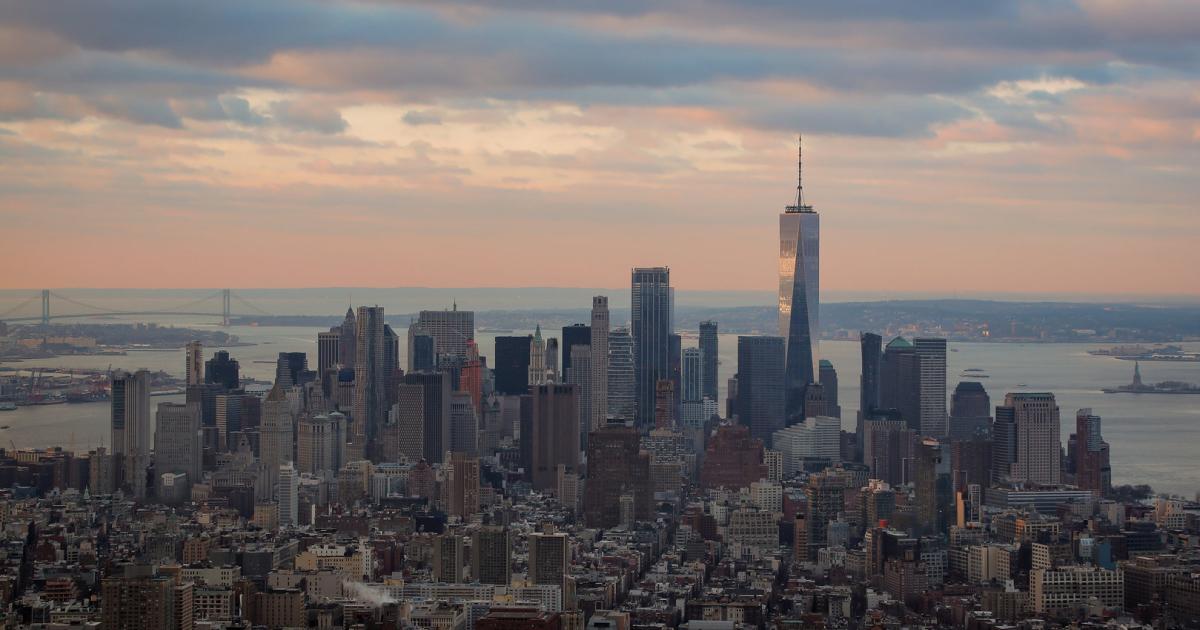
402 110 442 126
269 98 347 134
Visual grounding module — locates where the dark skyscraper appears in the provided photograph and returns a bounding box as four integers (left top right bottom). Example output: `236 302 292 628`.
352 306 387 458
526 383 579 491
494 335 532 395
736 336 786 446
204 351 240 391
317 330 339 375
402 371 451 464
632 267 671 430
914 337 948 438
818 359 840 419
584 421 651 528
780 139 820 421
337 307 356 369
410 332 436 373
950 381 992 440
561 324 590 378
275 352 308 388
859 333 882 416
1073 408 1111 494
698 321 719 401
880 337 920 431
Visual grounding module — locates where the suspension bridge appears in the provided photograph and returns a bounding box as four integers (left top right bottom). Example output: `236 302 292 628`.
0 289 273 326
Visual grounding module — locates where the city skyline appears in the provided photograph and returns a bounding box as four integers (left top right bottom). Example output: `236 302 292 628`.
2 2 1198 296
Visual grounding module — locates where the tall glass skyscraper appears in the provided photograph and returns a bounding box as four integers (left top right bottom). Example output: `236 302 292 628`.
632 267 671 430
698 321 719 401
779 138 819 420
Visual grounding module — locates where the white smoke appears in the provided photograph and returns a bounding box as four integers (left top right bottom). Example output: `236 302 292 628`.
343 581 397 607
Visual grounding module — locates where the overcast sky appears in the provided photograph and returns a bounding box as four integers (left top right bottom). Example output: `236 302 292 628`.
1 1 1197 296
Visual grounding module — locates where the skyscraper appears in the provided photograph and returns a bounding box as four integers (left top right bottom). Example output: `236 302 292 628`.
880 337 921 431
914 338 948 438
259 382 293 501
154 401 201 497
779 138 820 420
566 345 592 448
950 381 992 440
110 369 151 498
527 383 579 491
859 332 882 415
681 347 702 403
204 350 240 390
338 307 357 369
607 327 636 421
584 421 651 528
447 451 480 518
275 351 308 388
996 392 1061 485
736 336 786 446
561 324 590 377
804 470 843 560
317 330 340 375
528 325 548 387
494 335 532 395
449 391 478 456
402 371 451 464
527 532 570 595
472 526 511 586
590 296 610 433
1073 408 1111 494
408 331 436 373
818 359 840 419
415 305 474 364
632 267 671 430
278 462 298 528
185 340 203 387
698 321 719 402
352 305 386 458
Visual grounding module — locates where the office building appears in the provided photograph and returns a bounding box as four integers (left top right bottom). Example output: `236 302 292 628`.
447 452 480 519
317 330 340 375
415 305 475 364
607 327 636 420
818 359 840 419
338 307 357 369
590 296 610 433
154 401 201 498
914 338 948 438
1030 566 1124 615
204 351 239 391
699 320 719 401
275 352 308 388
403 371 451 464
699 424 768 490
278 462 298 528
584 422 651 528
566 345 592 448
880 337 921 431
561 324 590 377
859 333 882 416
409 330 436 373
297 413 345 477
632 266 671 429
544 337 559 382
950 381 992 440
780 139 820 419
495 335 532 396
100 567 189 630
352 305 387 457
681 347 702 403
111 369 151 498
526 384 579 491
472 526 512 586
259 383 293 501
772 416 840 475
449 391 478 456
996 393 1061 485
654 379 675 430
433 533 465 583
529 325 549 386
185 340 203 387
528 532 570 594
913 438 951 536
1073 408 1111 494
805 470 844 560
736 336 786 446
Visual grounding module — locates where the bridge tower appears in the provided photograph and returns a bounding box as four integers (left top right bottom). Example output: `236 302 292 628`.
41 290 50 326
222 289 231 326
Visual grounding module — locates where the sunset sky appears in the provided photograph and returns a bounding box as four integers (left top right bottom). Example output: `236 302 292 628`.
1 1 1197 296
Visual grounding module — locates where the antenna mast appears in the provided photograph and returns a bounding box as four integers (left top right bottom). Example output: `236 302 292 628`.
796 134 804 208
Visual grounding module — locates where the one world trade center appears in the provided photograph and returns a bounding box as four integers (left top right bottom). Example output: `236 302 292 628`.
779 137 819 420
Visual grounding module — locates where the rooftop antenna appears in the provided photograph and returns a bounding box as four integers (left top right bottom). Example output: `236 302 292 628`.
796 134 805 209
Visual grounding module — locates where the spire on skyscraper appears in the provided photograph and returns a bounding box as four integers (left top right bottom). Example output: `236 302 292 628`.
796 134 804 209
